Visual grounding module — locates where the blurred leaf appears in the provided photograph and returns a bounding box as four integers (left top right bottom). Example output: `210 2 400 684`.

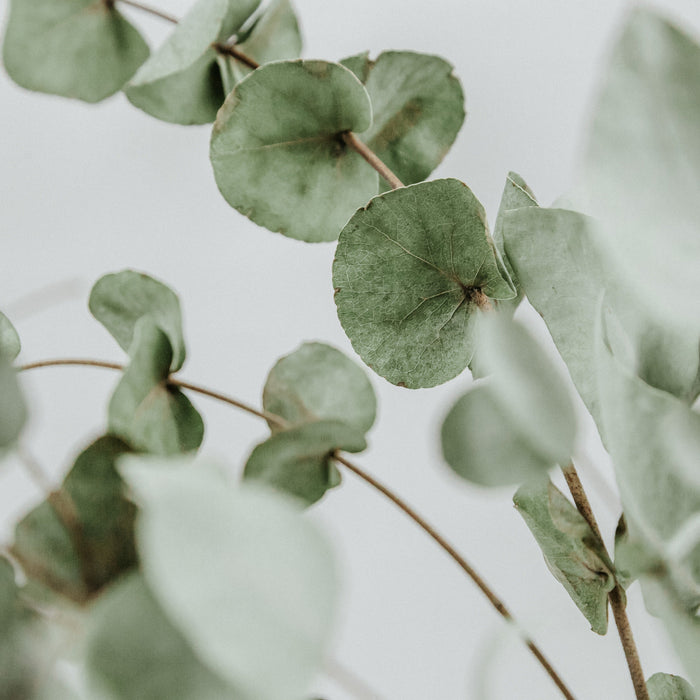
0 312 21 360
514 478 615 634
210 59 376 242
442 316 576 487
108 319 203 455
647 672 696 699
120 458 337 700
86 573 241 700
341 50 465 190
3 0 148 102
243 420 366 505
125 0 261 124
581 7 700 327
89 270 186 372
0 358 27 449
333 178 514 388
263 342 376 434
217 0 302 92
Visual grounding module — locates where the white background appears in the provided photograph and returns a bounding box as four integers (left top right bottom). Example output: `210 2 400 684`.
1 1 699 698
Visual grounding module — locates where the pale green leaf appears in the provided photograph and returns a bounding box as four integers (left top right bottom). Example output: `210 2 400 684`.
86 574 242 700
262 342 376 434
108 319 204 455
210 59 377 242
341 50 465 190
442 316 576 487
647 672 696 700
125 0 261 124
120 458 337 700
89 270 186 372
0 312 21 361
0 358 26 449
514 478 615 634
3 0 149 103
333 178 514 388
243 420 366 505
217 0 302 92
581 7 700 326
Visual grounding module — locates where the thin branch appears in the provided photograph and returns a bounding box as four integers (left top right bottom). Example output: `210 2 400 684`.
561 463 649 700
19 356 577 700
336 452 576 700
115 0 178 23
213 42 261 71
341 132 404 190
5 277 85 321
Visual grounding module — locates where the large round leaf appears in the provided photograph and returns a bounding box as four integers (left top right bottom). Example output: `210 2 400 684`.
120 459 337 700
341 50 465 190
210 60 377 242
333 178 514 388
125 0 261 124
3 0 149 103
263 342 376 434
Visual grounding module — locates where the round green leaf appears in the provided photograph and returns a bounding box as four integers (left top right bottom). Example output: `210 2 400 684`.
342 50 465 190
108 319 204 455
89 269 186 372
210 59 377 242
647 672 696 700
120 459 337 700
3 0 149 103
217 0 303 92
87 574 240 700
263 342 376 434
333 178 514 388
125 0 261 124
243 420 366 505
0 312 21 361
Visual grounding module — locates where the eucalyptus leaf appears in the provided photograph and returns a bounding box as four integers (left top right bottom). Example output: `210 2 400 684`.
108 319 204 455
217 0 302 92
0 312 21 360
0 358 27 449
442 316 576 487
243 420 366 505
87 573 242 700
647 672 696 700
89 270 186 372
341 50 465 190
581 7 700 326
125 0 261 124
210 59 377 242
3 0 149 103
333 178 514 388
514 478 615 634
263 342 376 434
120 458 337 700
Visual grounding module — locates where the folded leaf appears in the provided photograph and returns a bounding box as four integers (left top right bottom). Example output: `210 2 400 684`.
514 478 615 634
333 178 514 388
210 59 377 242
3 0 149 102
244 420 366 505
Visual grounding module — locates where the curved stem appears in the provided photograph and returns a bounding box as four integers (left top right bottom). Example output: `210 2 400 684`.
115 0 178 23
19 357 577 699
213 42 261 71
341 132 404 191
561 463 649 700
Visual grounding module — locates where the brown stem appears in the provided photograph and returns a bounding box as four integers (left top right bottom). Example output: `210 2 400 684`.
336 452 576 700
213 42 261 71
341 132 405 191
115 0 178 23
561 463 649 700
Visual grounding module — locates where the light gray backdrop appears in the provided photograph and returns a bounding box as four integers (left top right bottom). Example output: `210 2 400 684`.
1 1 698 698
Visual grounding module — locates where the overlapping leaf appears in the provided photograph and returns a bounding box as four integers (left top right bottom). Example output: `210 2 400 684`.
121 458 338 700
108 318 203 455
3 0 149 102
90 270 186 371
340 50 465 190
647 672 696 700
514 478 615 634
211 59 377 242
442 316 576 487
333 178 514 388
